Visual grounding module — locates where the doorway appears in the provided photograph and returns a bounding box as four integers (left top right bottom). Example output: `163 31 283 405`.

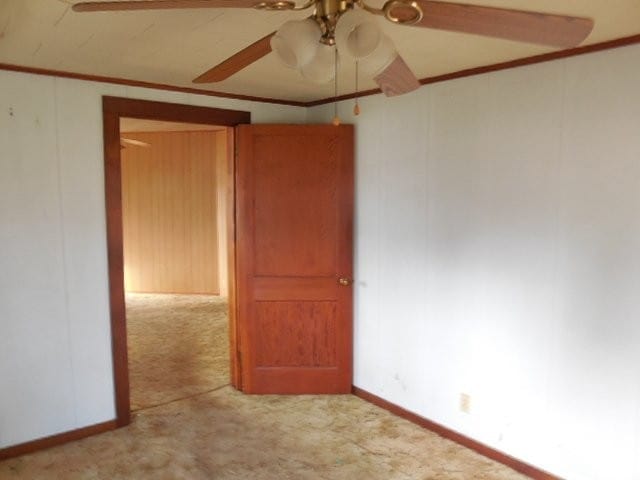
120 118 230 411
102 97 250 427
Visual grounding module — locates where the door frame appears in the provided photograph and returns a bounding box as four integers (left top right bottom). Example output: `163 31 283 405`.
102 96 249 427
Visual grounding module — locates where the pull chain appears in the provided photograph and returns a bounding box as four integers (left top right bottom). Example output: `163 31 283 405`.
353 60 360 116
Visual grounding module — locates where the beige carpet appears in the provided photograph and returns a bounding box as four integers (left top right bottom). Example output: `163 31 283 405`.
0 294 529 480
126 293 230 410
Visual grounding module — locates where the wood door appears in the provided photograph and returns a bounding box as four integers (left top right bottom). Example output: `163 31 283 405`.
236 124 354 394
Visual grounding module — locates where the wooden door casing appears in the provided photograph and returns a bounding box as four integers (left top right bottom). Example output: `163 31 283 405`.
103 96 250 425
236 124 354 394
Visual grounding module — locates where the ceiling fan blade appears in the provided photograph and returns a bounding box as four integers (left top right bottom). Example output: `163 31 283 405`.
72 0 263 13
193 32 276 83
404 1 593 48
374 55 420 97
121 138 151 147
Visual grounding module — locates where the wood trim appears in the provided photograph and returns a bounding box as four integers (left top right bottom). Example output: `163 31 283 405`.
351 386 562 480
306 33 640 106
0 63 307 107
2 34 640 108
227 128 241 390
103 96 250 125
104 105 131 427
103 96 249 427
0 420 117 461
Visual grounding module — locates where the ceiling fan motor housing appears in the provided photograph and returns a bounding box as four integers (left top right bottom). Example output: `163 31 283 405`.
313 0 423 45
314 0 357 45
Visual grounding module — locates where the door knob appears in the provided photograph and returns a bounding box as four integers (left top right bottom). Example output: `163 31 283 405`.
338 277 353 286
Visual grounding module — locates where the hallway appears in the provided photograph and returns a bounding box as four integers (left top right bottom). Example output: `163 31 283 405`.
126 293 229 410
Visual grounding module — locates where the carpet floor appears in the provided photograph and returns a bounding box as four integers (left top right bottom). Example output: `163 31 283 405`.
126 293 230 410
0 294 529 480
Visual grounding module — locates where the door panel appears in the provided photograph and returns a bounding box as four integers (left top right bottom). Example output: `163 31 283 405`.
255 301 337 367
236 124 353 394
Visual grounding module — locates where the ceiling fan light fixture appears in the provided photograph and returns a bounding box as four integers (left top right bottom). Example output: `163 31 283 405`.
301 44 337 84
359 34 397 76
335 8 382 59
270 19 322 69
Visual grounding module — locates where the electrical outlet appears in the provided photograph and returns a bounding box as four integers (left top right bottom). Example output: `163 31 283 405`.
459 393 471 414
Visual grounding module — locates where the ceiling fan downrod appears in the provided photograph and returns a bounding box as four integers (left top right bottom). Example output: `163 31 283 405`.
254 0 314 10
315 0 423 45
313 0 356 45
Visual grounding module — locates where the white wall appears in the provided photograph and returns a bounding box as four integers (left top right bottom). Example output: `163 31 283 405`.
0 71 305 449
309 44 640 480
3 44 640 479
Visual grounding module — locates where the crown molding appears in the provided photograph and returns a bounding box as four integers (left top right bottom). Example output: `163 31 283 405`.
306 33 640 106
0 63 308 107
1 33 640 108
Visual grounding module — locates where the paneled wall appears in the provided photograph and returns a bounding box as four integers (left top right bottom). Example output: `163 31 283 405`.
0 70 306 450
308 43 640 480
215 130 229 297
121 130 220 294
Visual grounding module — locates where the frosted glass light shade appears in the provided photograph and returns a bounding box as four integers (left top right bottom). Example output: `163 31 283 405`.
335 9 382 59
301 44 336 84
271 19 321 69
359 34 397 76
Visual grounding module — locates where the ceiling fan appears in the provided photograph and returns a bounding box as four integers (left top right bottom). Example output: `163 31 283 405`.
71 0 594 97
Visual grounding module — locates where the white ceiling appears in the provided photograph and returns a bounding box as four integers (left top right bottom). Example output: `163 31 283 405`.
1 0 639 103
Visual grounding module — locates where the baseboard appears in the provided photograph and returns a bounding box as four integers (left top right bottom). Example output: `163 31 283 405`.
0 420 118 461
351 386 561 480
